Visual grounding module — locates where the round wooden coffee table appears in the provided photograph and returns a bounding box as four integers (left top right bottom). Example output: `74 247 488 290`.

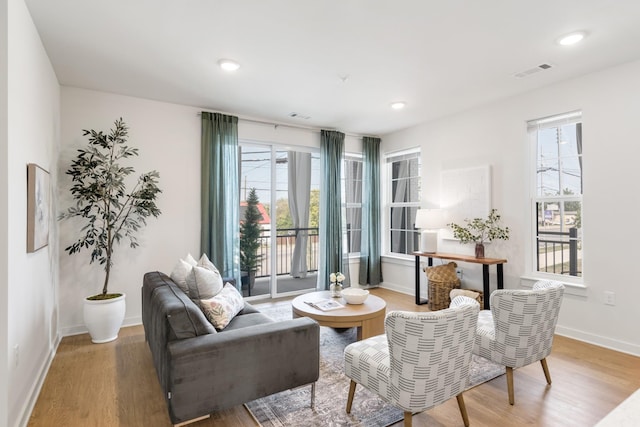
292 290 386 340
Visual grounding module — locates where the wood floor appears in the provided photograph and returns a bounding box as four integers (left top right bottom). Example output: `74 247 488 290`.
29 288 640 427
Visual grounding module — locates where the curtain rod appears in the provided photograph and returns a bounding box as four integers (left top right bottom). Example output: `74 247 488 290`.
196 111 373 139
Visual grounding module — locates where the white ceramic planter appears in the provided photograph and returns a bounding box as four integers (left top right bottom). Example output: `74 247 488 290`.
83 293 126 343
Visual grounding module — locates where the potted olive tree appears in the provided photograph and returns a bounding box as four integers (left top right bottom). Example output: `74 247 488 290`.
448 209 509 258
60 118 161 343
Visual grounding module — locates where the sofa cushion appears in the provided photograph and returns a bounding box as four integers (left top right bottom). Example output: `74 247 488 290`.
199 283 245 329
223 312 274 331
187 265 224 299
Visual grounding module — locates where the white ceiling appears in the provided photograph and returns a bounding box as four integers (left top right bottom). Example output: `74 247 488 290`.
24 0 640 135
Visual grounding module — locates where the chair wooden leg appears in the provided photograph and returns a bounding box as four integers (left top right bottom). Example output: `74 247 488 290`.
346 380 357 413
540 358 552 385
456 393 470 427
506 367 515 405
403 411 413 427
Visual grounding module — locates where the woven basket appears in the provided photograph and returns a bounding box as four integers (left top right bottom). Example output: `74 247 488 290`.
428 279 461 310
424 262 461 311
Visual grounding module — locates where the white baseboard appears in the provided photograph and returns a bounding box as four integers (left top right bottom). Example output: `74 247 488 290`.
555 325 640 357
17 333 62 427
379 282 414 296
60 315 142 337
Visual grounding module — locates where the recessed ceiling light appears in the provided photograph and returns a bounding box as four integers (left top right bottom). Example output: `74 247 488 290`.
391 102 406 110
557 31 587 46
218 59 240 72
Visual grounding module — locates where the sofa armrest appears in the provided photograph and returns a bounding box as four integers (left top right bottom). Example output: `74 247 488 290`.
165 317 319 424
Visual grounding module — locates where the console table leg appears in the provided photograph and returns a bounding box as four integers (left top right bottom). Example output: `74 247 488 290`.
415 255 421 305
482 265 490 310
414 255 429 305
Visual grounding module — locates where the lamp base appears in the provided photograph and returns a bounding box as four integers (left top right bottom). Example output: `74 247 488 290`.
421 230 438 253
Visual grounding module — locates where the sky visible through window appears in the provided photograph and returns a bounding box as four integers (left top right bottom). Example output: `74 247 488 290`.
240 146 320 204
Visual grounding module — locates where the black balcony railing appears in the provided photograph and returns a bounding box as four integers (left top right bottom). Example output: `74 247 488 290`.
537 227 581 276
254 227 319 278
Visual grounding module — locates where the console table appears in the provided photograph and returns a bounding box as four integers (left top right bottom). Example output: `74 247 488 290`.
412 252 507 309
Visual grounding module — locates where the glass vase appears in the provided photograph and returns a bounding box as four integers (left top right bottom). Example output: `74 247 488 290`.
330 282 343 297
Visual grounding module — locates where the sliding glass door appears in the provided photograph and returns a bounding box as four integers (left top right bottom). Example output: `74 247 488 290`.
239 142 320 299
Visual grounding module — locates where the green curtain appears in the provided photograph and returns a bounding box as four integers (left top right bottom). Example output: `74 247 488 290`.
318 130 349 289
359 136 383 286
201 112 241 286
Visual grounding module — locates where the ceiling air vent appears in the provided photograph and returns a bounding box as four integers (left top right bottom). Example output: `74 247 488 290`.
513 63 554 79
289 112 311 120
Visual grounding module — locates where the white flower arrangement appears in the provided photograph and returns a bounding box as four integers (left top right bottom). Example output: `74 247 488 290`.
330 272 345 284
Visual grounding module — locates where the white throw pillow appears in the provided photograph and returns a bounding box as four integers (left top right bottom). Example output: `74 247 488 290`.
184 253 198 266
170 259 194 296
197 253 220 273
199 283 245 329
186 265 224 299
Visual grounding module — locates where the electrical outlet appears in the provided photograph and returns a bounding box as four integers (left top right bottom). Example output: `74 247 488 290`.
13 344 19 367
456 268 463 280
604 291 616 306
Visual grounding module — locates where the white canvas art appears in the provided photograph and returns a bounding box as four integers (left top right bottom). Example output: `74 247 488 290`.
27 163 50 252
441 165 491 226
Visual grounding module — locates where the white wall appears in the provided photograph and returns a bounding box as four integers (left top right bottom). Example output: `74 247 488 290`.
5 0 60 426
59 88 203 334
1 0 9 425
380 59 640 356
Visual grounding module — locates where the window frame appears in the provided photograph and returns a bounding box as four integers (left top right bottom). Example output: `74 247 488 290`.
383 147 422 258
343 153 363 256
528 111 583 283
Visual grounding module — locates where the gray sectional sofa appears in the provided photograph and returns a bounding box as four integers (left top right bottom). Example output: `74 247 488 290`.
142 271 320 426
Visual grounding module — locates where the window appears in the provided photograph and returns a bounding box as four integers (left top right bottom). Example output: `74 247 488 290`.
343 154 362 254
528 111 583 278
385 149 421 256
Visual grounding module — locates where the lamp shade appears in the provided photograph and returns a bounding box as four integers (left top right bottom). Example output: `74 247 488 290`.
415 209 445 230
415 209 445 253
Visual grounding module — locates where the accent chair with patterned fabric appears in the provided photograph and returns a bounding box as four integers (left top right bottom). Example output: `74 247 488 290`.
344 296 480 427
473 280 565 405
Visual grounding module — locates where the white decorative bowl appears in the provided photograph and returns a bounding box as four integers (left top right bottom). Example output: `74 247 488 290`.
341 288 369 305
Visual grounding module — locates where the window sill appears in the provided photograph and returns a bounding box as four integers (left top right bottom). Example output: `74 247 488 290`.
520 275 587 297
381 254 415 267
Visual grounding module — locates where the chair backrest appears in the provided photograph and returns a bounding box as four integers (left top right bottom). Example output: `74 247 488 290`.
384 297 479 412
489 280 565 368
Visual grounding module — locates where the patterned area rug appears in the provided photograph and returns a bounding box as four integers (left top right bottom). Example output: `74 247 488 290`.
246 301 505 427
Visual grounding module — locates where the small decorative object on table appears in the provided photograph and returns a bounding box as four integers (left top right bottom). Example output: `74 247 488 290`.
329 272 345 297
341 288 369 305
448 208 510 258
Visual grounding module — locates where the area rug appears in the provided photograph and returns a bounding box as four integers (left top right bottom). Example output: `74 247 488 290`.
246 301 505 427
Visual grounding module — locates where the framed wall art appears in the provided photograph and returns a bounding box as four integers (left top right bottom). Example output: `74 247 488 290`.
27 163 50 253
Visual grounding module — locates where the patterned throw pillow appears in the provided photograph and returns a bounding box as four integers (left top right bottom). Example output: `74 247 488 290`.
199 283 245 329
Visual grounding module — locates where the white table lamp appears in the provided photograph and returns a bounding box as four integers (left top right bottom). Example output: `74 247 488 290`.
415 209 445 253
